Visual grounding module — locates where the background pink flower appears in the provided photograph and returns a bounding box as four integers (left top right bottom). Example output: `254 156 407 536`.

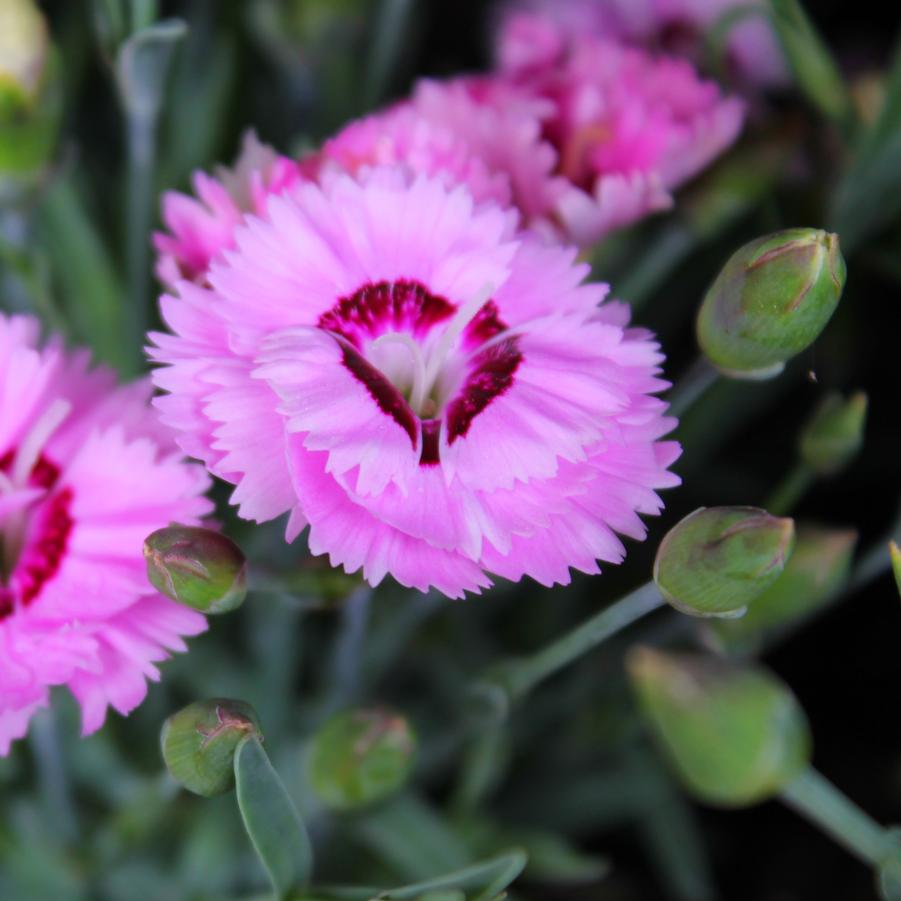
497 0 787 88
154 130 302 288
0 315 212 754
303 102 512 208
151 170 679 598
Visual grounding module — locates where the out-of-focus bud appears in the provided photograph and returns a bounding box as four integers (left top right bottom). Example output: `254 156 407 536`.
696 229 846 379
798 392 867 476
307 708 416 811
0 0 47 114
878 829 901 901
0 0 59 186
708 525 857 654
627 647 811 806
144 525 247 614
890 542 901 599
161 698 261 797
654 507 795 619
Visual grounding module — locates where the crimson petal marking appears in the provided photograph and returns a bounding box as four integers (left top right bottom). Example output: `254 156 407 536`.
0 452 74 618
319 279 455 348
338 342 419 449
446 337 523 445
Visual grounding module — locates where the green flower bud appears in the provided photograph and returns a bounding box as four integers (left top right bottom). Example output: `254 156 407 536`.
307 708 416 811
627 647 811 806
697 229 846 379
654 507 795 618
799 392 867 476
0 0 47 115
161 699 261 797
877 829 901 900
708 525 857 653
891 542 901 600
144 525 247 614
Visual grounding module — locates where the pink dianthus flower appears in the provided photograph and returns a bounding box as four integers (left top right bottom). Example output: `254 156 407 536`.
150 170 679 599
497 0 787 88
154 130 302 288
410 37 743 246
0 315 212 754
303 102 512 209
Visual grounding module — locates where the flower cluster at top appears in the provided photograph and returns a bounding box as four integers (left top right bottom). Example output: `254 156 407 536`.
146 1 758 599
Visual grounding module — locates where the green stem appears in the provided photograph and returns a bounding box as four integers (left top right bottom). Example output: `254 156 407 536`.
668 358 720 419
781 766 891 865
616 223 695 310
125 109 155 363
29 708 78 847
476 582 663 711
326 586 373 711
766 462 815 515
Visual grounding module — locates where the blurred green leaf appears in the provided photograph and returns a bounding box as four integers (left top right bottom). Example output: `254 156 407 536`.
318 849 527 901
36 174 129 372
832 35 901 250
768 0 853 125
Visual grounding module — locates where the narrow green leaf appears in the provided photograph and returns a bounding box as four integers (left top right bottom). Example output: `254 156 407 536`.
317 849 527 901
768 0 852 125
115 18 186 118
831 34 901 250
36 174 129 373
234 735 313 898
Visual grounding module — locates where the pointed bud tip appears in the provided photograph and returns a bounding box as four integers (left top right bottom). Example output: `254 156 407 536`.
697 228 846 379
144 525 247 614
654 507 796 619
161 698 261 797
307 707 416 811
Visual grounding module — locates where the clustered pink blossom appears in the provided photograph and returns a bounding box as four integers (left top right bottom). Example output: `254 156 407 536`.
151 170 680 598
496 0 787 88
0 315 211 753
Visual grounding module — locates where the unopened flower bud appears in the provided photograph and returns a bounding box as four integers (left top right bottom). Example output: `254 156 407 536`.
161 699 261 797
799 392 867 476
144 525 247 614
0 0 47 115
697 229 846 379
709 525 856 653
627 647 811 806
891 542 901 600
307 708 416 811
654 507 795 618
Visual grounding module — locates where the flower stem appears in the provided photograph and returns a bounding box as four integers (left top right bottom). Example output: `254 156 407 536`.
668 357 720 419
766 462 815 515
780 766 891 865
125 108 155 365
474 581 664 714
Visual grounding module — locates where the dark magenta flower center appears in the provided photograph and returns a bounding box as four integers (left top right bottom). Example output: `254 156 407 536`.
318 279 521 465
0 451 74 620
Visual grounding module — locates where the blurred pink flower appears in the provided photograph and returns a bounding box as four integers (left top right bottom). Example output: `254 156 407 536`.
497 0 787 88
302 102 512 208
410 39 743 246
150 169 679 599
0 315 212 754
154 131 302 288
